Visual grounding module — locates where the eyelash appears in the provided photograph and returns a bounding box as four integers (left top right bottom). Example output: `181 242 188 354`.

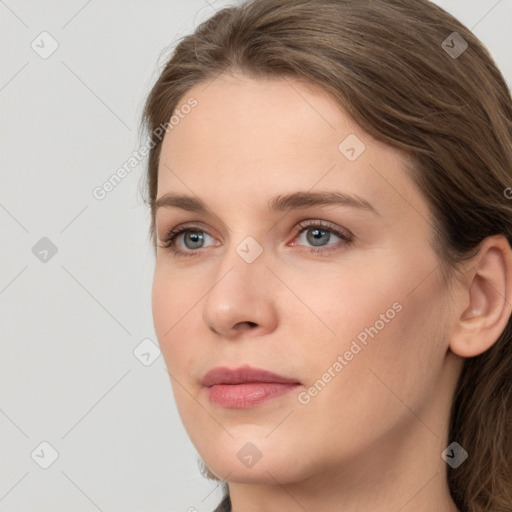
157 220 354 258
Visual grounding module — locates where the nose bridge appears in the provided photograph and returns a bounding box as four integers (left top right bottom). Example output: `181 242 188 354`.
208 233 267 303
214 214 267 278
201 231 275 336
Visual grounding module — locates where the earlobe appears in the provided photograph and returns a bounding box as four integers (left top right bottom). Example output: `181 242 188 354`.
449 236 512 358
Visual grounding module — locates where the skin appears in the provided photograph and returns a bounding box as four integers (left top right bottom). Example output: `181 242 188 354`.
151 72 512 512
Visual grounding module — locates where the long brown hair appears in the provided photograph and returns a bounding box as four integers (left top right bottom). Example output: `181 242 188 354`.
140 1 512 510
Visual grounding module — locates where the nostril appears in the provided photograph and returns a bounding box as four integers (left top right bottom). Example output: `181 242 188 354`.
235 321 258 330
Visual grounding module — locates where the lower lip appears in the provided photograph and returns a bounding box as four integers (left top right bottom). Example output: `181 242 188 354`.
206 382 300 408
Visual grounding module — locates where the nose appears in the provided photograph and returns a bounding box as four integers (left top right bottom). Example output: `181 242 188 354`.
202 245 278 339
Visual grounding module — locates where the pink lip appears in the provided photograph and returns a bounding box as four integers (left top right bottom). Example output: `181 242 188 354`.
201 365 301 408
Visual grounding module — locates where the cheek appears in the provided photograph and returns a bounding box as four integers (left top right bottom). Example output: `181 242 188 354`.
296 251 446 396
151 269 173 346
283 261 401 359
151 266 199 372
301 264 449 441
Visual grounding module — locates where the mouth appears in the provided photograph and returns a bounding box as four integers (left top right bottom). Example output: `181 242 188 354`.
201 365 302 409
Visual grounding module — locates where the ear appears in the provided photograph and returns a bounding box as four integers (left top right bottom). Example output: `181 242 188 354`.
449 235 512 358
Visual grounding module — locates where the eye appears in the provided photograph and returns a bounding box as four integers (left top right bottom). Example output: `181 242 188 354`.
157 224 217 257
292 220 353 254
158 220 353 258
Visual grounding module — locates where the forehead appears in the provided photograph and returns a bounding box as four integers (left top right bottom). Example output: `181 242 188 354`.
156 73 428 223
163 73 352 168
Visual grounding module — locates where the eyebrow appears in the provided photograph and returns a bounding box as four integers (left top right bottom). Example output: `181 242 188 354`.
154 191 379 216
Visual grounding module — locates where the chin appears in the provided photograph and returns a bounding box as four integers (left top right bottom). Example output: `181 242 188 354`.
205 454 305 485
194 433 314 486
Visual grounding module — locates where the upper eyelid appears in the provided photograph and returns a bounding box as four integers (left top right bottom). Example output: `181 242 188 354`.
162 219 350 244
158 220 213 240
164 218 343 233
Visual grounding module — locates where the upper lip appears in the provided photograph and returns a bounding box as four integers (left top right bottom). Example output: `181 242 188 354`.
201 365 300 387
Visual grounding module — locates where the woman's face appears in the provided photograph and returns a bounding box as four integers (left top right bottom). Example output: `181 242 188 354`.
152 72 458 486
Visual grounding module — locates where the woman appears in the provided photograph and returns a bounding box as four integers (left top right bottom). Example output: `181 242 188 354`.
141 0 512 510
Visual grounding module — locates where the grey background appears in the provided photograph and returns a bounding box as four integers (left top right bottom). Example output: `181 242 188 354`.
0 1 511 511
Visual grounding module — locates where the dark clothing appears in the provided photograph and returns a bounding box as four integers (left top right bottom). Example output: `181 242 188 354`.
213 494 231 512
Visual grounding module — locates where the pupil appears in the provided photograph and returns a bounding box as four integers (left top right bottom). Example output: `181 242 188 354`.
308 228 330 246
185 231 203 249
